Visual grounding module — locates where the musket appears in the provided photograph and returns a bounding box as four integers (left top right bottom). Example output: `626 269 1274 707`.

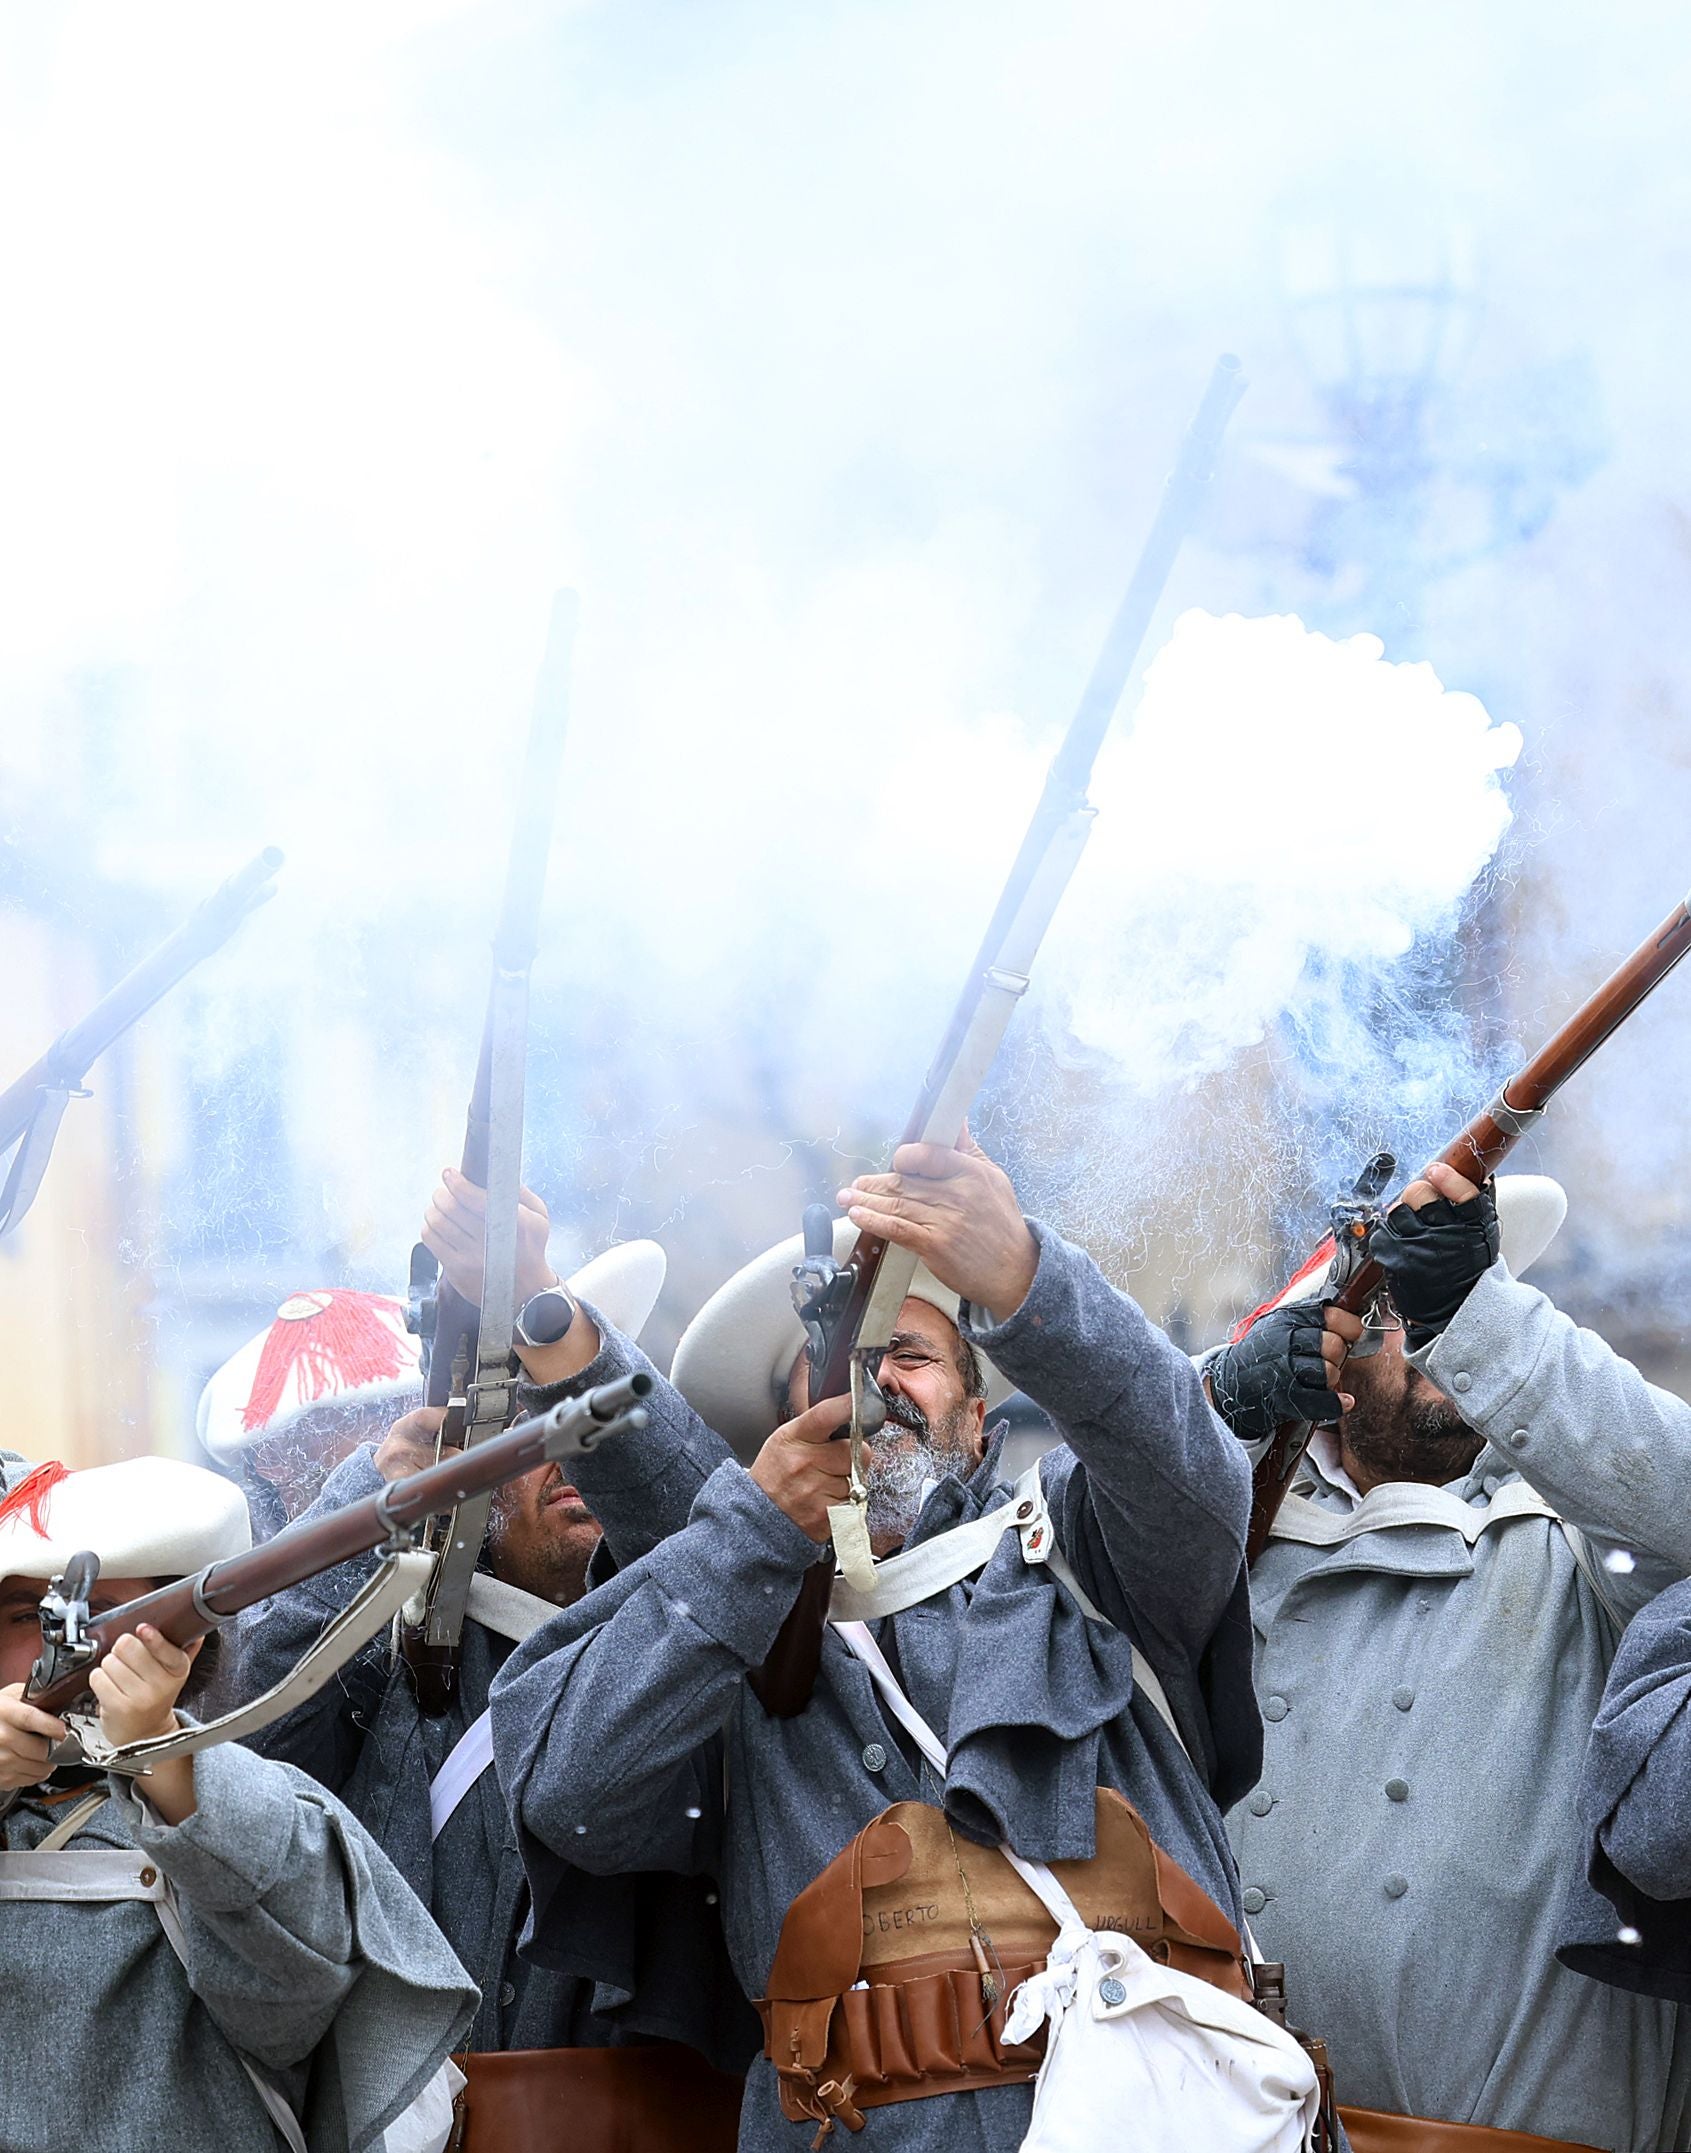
402 593 578 1713
0 847 283 1239
752 355 1248 1717
21 1373 650 1723
1245 889 1691 1561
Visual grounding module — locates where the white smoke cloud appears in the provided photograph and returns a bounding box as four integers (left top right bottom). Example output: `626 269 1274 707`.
1 0 1688 1359
1041 610 1522 1088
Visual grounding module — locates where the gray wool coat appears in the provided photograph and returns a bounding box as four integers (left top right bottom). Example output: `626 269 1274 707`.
0 1739 475 2153
1560 1572 1691 2006
230 1301 759 2073
491 1223 1262 2153
1233 1259 1691 2153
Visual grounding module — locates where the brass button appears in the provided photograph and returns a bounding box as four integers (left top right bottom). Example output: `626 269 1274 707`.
139 1867 157 1887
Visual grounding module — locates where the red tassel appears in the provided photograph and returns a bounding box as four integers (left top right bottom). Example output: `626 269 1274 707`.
0 1460 70 1536
1229 1235 1337 1343
242 1291 412 1434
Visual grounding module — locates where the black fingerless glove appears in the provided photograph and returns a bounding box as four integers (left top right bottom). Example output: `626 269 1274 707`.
1207 1301 1340 1440
1367 1181 1500 1351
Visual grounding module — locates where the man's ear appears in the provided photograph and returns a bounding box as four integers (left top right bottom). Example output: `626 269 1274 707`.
969 1395 988 1449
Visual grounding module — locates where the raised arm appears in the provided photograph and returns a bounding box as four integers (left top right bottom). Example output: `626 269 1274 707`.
423 1169 735 1561
968 1222 1251 1660
492 1458 823 1884
515 1310 735 1563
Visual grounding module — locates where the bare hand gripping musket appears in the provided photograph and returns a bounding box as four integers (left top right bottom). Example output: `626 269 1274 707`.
22 1373 650 1724
403 593 579 1714
1245 890 1691 1562
0 847 283 1240
752 355 1248 1718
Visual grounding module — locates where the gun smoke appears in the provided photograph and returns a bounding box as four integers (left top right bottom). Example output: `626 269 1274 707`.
2 0 1689 1418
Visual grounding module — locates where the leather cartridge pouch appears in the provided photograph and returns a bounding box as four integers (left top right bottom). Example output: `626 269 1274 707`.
450 2043 744 2153
1337 2109 1606 2153
757 1789 1249 2138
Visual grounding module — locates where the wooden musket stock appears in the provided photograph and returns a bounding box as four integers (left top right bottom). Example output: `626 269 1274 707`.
23 1373 650 1720
1245 890 1691 1561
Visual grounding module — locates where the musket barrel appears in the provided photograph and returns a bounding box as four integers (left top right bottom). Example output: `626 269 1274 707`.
1052 353 1245 793
1246 889 1691 1561
750 359 1249 1718
0 846 284 1152
22 1373 651 1718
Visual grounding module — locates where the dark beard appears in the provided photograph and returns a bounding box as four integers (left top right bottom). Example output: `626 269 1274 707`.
485 1483 597 1607
1342 1378 1483 1488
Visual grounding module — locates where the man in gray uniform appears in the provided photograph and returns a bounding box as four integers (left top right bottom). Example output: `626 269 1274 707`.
231 1179 755 2150
0 1448 475 2153
1206 1162 1691 2152
489 1134 1267 2151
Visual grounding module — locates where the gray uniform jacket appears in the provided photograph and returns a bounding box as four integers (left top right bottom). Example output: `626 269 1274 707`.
0 1739 475 2153
1233 1259 1691 2152
1561 1572 1691 2005
231 1302 758 2072
491 1223 1261 2153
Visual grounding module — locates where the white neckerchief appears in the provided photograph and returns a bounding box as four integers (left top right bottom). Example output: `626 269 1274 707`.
1305 1428 1364 1506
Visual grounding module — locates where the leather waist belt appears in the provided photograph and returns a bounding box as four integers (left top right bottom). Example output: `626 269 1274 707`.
451 2043 743 2153
758 1789 1249 2136
1338 2107 1605 2153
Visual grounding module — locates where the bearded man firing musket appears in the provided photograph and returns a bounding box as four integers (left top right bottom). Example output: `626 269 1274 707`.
1202 891 1691 2153
475 369 1348 2152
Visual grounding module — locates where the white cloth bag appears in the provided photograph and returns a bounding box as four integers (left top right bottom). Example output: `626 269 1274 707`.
834 1619 1322 2153
1001 1857 1319 2153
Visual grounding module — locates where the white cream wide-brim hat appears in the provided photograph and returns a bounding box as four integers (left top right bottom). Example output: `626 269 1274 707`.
197 1241 669 1464
0 1454 252 1582
1260 1172 1568 1320
670 1215 1012 1455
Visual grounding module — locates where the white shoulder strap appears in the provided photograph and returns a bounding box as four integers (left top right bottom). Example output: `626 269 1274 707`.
152 1874 310 2153
828 1463 1193 1767
464 1570 559 1643
421 1575 562 1841
834 1621 1090 1932
429 1710 496 1841
37 1790 110 1853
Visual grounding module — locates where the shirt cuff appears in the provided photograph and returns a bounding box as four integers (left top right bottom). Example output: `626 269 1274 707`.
118 1739 304 1909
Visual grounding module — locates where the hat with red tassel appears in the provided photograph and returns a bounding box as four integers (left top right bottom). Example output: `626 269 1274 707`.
197 1242 671 1465
0 1453 251 1581
196 1290 424 1466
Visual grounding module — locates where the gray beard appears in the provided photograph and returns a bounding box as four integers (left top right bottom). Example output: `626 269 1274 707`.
864 1395 978 1546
